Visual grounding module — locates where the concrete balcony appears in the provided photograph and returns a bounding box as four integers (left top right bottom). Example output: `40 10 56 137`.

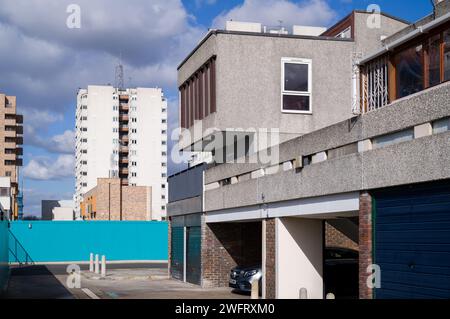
119 95 129 101
203 83 450 213
119 103 129 111
119 146 129 153
119 157 129 164
16 136 23 145
119 124 129 132
16 115 23 124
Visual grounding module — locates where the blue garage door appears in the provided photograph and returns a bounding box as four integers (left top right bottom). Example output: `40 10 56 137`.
374 181 450 299
186 226 201 285
171 227 184 281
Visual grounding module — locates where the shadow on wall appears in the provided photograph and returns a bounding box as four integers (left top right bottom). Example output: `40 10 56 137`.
8 230 34 265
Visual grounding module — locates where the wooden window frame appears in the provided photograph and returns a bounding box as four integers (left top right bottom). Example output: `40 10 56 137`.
386 21 450 103
178 55 216 129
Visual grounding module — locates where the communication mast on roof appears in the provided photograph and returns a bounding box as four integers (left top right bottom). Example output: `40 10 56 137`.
115 54 124 90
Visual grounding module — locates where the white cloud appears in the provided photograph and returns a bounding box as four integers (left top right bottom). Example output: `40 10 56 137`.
23 155 75 180
212 0 336 30
27 130 75 154
0 0 204 116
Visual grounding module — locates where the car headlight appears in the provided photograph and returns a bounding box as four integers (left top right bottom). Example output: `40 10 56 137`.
244 270 258 277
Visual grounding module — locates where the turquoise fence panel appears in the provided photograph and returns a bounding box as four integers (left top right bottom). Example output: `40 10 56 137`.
8 221 168 263
0 220 8 293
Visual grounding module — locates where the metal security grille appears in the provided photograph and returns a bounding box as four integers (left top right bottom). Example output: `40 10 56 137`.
361 55 389 113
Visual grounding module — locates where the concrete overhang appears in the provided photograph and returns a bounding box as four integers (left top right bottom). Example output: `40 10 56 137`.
205 192 359 223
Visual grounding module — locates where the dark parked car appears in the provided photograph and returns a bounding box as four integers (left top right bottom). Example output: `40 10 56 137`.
229 265 262 294
229 247 358 298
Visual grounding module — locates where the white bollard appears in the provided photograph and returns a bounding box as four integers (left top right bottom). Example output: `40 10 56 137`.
89 253 94 272
94 254 100 274
299 288 308 299
326 293 336 299
251 279 259 299
101 255 106 278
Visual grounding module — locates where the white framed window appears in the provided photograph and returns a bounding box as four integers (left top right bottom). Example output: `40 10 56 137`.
281 58 312 114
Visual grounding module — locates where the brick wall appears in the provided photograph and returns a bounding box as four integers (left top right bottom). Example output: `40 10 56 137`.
359 191 373 299
265 219 276 299
201 218 262 288
325 222 358 251
82 178 150 221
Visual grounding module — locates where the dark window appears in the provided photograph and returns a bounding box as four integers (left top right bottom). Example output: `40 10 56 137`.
284 63 309 91
283 95 310 112
282 59 311 112
445 29 450 81
426 34 441 87
396 44 424 99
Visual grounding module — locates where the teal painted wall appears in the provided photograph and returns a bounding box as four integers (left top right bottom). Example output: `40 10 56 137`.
0 220 8 294
9 221 168 263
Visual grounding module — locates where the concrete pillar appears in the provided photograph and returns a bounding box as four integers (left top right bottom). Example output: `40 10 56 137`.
94 254 100 274
358 139 373 153
312 151 327 164
276 217 323 299
414 122 432 139
251 279 259 299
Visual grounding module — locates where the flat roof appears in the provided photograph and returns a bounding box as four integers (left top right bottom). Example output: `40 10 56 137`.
177 30 353 70
177 10 409 71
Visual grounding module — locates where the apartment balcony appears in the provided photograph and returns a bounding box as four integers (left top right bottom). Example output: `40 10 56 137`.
120 135 129 143
16 115 23 124
15 125 23 135
121 179 129 186
119 103 129 111
15 147 23 156
16 158 23 167
119 157 129 164
119 95 129 101
16 136 23 145
119 146 129 153
119 124 129 132
119 168 129 176
119 114 129 122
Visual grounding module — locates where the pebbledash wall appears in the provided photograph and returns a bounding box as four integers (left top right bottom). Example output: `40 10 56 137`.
8 221 168 263
0 220 8 294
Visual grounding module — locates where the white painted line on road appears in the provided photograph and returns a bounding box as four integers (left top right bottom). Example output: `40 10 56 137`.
82 288 100 299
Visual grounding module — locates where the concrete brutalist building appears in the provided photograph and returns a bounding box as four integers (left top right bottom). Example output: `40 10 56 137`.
169 2 450 299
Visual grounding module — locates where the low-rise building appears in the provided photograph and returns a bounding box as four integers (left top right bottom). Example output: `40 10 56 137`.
41 200 75 221
0 177 12 219
171 1 450 299
80 178 152 221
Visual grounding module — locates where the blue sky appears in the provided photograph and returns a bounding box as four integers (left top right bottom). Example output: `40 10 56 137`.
0 0 433 216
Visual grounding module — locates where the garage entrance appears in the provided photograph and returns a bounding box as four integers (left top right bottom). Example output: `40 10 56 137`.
373 181 450 299
324 219 359 299
205 221 262 289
